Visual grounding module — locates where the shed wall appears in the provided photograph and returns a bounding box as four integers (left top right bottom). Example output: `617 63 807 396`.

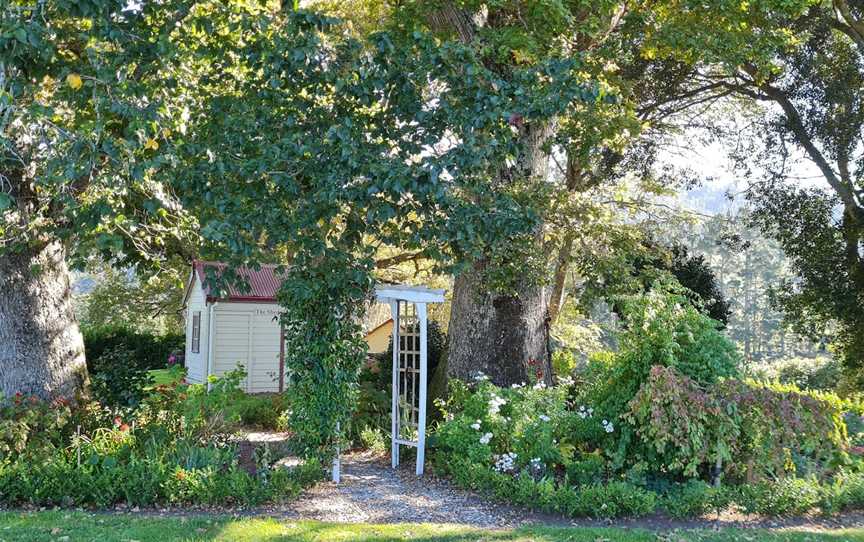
184 278 208 384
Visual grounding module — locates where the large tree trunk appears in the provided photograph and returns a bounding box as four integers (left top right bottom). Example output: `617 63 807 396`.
0 242 89 400
447 263 552 386
446 121 555 387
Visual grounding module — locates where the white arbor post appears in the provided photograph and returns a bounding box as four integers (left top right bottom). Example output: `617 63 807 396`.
416 302 428 475
375 285 445 477
389 299 400 469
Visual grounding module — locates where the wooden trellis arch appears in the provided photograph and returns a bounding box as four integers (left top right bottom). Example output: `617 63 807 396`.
331 284 444 482
377 285 445 476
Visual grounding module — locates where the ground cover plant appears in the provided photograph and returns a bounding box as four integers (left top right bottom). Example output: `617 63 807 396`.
0 369 319 508
431 285 864 519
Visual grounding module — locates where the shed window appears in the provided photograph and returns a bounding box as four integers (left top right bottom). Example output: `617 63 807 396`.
191 311 201 353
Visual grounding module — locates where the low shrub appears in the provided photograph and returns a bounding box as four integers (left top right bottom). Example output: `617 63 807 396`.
0 450 318 508
662 480 729 518
735 477 823 517
565 452 607 486
440 455 656 519
0 371 320 508
817 470 864 514
84 326 184 407
233 394 289 430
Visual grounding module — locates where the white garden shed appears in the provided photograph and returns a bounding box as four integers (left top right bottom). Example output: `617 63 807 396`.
182 261 285 393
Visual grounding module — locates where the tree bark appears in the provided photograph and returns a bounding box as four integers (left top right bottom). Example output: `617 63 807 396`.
447 262 552 386
0 242 89 400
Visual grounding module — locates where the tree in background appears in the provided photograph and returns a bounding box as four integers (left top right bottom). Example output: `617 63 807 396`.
683 211 829 364
0 1 197 399
626 242 731 325
73 258 187 335
706 2 864 382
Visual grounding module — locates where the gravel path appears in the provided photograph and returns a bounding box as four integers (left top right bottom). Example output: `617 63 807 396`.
277 451 864 533
280 451 544 528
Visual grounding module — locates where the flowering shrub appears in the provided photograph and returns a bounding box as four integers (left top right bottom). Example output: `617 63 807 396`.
433 377 654 518
434 377 589 476
433 370 864 519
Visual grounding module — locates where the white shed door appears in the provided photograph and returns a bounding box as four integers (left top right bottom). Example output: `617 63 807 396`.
250 309 281 392
213 312 252 391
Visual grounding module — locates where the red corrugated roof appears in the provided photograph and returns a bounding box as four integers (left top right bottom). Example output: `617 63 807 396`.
193 260 284 302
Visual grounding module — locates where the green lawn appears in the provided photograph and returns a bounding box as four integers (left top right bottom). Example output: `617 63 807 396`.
1 512 863 542
149 368 183 386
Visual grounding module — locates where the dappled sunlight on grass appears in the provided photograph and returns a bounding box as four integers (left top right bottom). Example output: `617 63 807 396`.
2 512 864 542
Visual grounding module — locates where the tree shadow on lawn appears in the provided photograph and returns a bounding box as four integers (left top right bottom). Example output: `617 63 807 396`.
4 512 864 542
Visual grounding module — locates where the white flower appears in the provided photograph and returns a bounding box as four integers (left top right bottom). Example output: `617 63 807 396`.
601 419 615 433
494 452 518 473
479 432 493 445
122 0 143 13
539 414 550 422
533 381 546 390
488 395 507 416
602 419 608 426
470 420 481 430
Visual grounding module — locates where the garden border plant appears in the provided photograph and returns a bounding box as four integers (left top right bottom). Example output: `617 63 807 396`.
0 370 322 509
429 285 864 519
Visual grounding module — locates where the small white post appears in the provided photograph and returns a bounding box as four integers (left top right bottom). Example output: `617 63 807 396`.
389 300 400 469
416 302 428 476
332 421 341 483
